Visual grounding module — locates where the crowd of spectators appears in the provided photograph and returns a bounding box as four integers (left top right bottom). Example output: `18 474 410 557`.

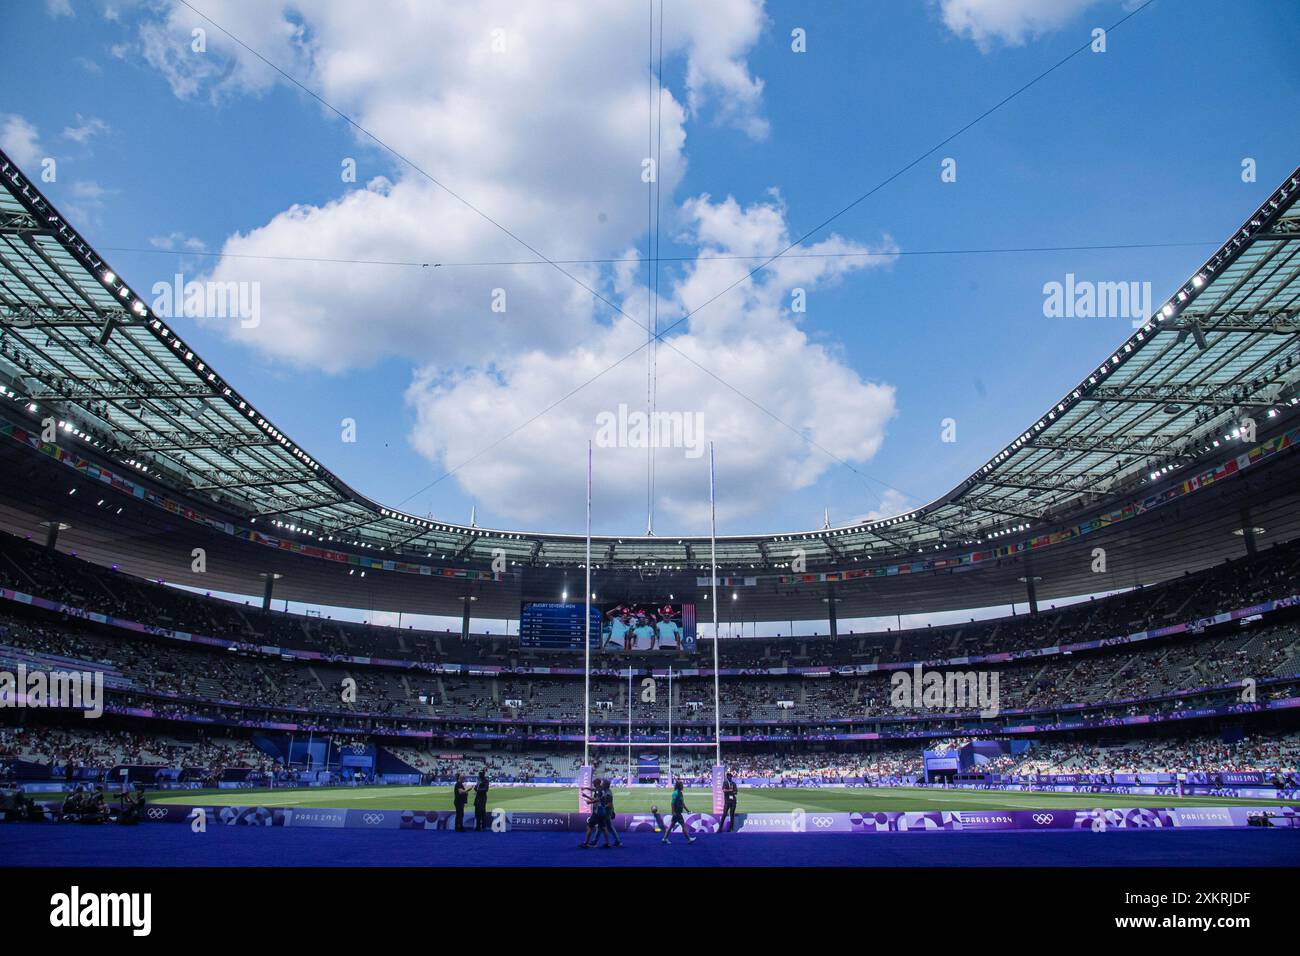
0 725 275 775
1 600 1293 731
2 531 1296 673
1 529 1298 771
1004 731 1300 776
4 723 1294 785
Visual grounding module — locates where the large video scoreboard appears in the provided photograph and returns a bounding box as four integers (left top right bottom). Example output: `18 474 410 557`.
519 601 697 650
519 602 603 649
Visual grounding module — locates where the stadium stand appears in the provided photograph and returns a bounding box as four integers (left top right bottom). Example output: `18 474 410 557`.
1 528 1297 788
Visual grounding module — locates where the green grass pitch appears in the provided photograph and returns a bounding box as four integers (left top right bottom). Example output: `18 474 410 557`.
146 785 1290 814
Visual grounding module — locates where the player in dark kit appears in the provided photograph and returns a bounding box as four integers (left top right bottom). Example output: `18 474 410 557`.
453 774 471 832
600 779 622 847
473 770 490 831
662 779 696 844
719 772 738 832
578 778 611 848
117 782 146 825
577 778 599 847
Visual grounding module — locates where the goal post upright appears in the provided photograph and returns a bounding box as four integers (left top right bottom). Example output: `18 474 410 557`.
580 440 592 812
710 441 720 766
627 665 633 786
667 665 673 783
710 441 725 813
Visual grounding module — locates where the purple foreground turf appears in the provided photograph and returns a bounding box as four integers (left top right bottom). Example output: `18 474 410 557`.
2 823 1298 867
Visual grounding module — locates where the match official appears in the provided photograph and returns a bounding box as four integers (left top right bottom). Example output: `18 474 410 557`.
719 771 738 832
473 770 490 831
453 774 470 832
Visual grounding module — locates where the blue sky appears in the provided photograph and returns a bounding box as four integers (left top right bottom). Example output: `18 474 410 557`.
4 0 1299 549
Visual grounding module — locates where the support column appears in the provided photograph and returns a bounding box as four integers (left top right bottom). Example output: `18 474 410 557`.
1239 507 1258 556
827 587 839 639
461 595 474 640
1020 573 1041 617
40 520 69 550
259 572 282 611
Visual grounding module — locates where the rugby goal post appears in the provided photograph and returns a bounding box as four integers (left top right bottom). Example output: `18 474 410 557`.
580 442 725 814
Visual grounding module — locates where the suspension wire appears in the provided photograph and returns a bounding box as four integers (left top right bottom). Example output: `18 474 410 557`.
99 238 1218 271
643 0 653 535
648 0 665 536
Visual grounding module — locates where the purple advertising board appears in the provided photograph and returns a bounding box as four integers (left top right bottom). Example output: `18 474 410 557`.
131 803 1300 833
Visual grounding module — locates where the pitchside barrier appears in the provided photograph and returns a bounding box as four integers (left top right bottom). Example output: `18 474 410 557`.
120 803 1300 832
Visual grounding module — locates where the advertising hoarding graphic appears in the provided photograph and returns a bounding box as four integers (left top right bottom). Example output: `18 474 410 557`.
127 803 1300 832
577 765 593 813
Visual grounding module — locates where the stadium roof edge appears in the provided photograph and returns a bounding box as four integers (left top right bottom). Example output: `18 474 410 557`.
1 145 1298 571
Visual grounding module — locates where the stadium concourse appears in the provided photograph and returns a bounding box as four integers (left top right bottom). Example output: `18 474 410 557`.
1 153 1299 869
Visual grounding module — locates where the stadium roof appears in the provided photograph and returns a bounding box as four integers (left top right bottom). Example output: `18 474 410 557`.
1 146 1298 578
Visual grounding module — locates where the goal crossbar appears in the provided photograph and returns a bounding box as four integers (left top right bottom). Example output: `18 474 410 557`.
587 741 719 748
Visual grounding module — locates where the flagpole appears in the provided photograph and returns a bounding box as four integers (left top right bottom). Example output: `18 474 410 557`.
710 441 720 767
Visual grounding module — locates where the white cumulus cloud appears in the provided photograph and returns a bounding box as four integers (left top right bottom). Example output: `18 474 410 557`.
0 114 43 169
128 0 769 372
123 0 902 532
935 0 1102 48
404 194 898 531
62 114 111 145
851 488 911 524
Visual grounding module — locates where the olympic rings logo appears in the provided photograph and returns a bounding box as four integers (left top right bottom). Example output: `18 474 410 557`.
1031 813 1054 825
